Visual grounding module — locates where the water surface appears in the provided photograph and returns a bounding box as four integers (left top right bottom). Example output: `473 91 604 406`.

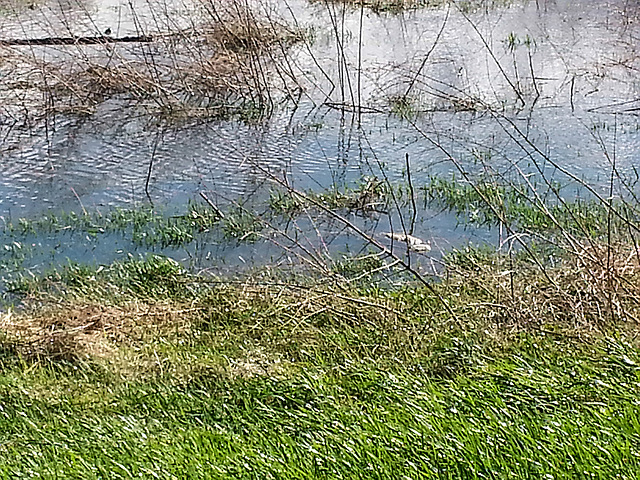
0 0 639 276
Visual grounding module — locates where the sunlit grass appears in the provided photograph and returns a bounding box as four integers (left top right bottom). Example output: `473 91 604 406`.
1 252 639 477
1 334 638 478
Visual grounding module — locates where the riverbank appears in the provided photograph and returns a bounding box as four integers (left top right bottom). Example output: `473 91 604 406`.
1 252 638 478
1 0 639 476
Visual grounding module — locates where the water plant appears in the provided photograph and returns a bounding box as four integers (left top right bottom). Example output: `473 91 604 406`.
319 0 436 14
422 176 636 241
0 0 305 123
270 177 388 218
389 94 422 120
221 206 264 242
3 201 223 249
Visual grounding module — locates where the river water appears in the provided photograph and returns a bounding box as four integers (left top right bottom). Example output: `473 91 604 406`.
0 0 639 276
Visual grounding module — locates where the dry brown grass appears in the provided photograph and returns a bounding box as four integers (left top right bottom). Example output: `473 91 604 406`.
446 242 640 343
0 301 195 363
3 244 640 375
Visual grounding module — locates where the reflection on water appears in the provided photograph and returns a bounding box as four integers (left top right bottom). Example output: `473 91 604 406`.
0 0 639 274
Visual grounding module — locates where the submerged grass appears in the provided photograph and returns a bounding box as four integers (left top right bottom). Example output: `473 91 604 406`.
423 176 639 240
4 201 222 248
1 177 387 259
1 174 634 287
1 249 639 477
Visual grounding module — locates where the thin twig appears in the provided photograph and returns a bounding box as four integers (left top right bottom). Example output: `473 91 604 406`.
403 4 450 100
145 129 162 206
199 191 225 219
457 5 525 106
405 153 418 236
254 163 460 322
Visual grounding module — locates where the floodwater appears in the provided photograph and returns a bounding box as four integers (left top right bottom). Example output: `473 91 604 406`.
0 0 639 277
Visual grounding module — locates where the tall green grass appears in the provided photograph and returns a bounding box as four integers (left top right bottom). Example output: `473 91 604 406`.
1 254 639 478
1 341 638 479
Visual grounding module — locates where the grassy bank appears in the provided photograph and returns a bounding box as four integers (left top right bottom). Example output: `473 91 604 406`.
1 252 639 478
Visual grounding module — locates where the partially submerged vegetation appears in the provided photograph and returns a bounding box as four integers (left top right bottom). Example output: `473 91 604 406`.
0 0 304 123
422 176 634 238
269 176 388 216
0 177 388 253
1 174 635 276
5 202 221 247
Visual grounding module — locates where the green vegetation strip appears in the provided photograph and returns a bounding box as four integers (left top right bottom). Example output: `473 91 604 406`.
1 178 387 252
4 175 633 259
0 254 639 478
423 176 640 239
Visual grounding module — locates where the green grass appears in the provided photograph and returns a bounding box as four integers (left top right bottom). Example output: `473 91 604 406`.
0 350 640 478
389 94 421 120
5 202 222 248
423 176 639 240
5 254 195 302
1 335 638 478
1 252 639 478
1 178 386 256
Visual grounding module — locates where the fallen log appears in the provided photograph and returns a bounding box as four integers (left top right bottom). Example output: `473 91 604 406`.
0 35 154 46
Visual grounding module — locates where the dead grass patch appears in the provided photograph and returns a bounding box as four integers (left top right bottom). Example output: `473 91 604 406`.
3 245 640 377
0 301 195 363
446 242 640 341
